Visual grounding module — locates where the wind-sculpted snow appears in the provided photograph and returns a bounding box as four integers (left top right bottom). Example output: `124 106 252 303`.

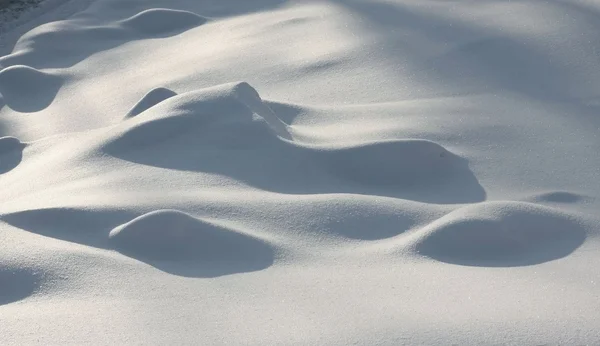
1 0 599 344
109 210 274 277
412 202 586 267
0 8 207 69
124 87 177 118
101 82 485 203
0 265 41 306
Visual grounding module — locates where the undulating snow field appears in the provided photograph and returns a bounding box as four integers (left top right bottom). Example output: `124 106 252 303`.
1 0 600 344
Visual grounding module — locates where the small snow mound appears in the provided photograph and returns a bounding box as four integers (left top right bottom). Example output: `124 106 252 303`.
0 265 41 306
0 65 61 112
120 8 207 35
319 139 462 186
108 210 274 264
125 87 177 118
103 82 291 154
413 201 586 267
0 136 24 155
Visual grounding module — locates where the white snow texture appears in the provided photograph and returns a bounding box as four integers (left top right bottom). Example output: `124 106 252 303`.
1 0 600 345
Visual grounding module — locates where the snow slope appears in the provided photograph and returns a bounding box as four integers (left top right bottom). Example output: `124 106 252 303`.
1 0 600 344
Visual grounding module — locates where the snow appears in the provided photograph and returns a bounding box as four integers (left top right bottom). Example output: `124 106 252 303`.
1 0 600 344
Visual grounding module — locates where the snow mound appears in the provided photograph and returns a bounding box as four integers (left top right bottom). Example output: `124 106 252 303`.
0 265 41 306
0 8 207 70
317 139 461 186
0 65 61 112
309 139 485 203
119 8 207 36
103 82 291 153
413 201 586 267
125 87 177 118
108 210 274 266
99 82 482 203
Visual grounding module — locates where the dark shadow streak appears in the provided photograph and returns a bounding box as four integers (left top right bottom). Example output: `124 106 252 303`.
104 100 486 205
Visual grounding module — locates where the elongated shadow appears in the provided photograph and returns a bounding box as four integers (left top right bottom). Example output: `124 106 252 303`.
124 256 274 278
106 126 486 204
1 208 136 248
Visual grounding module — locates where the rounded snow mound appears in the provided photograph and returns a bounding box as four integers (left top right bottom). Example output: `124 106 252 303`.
0 265 41 306
0 65 62 112
120 8 207 35
103 82 291 154
108 210 274 264
318 139 463 186
413 201 586 267
125 87 177 118
0 9 207 70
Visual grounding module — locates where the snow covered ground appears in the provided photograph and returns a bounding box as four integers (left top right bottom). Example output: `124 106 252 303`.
1 0 600 344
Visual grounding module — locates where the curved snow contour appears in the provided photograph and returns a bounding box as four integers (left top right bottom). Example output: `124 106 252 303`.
98 82 483 202
108 210 274 272
1 208 136 248
0 136 25 174
0 65 62 112
118 8 207 36
308 139 485 203
315 139 461 186
102 81 292 154
306 197 426 241
0 265 41 306
0 9 207 70
125 87 177 118
412 201 586 267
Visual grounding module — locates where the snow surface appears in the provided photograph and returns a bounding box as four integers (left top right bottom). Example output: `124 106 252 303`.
1 0 600 344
